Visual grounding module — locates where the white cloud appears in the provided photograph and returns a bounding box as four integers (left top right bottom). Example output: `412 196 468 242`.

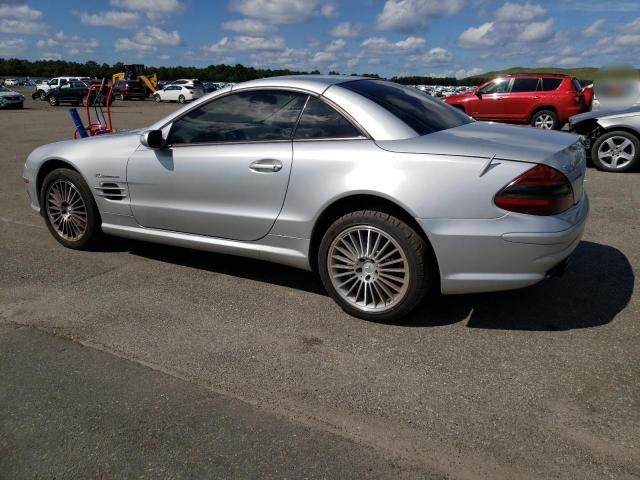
78 10 141 29
376 0 464 33
230 0 319 24
320 3 338 18
495 2 545 22
202 35 286 55
0 4 42 20
0 18 45 35
36 32 99 57
325 38 346 52
0 37 26 56
458 22 495 47
110 0 183 13
519 18 554 42
114 26 181 56
137 25 181 45
222 18 272 35
556 56 581 66
614 34 640 46
583 18 604 37
330 21 363 38
417 47 452 65
362 36 426 53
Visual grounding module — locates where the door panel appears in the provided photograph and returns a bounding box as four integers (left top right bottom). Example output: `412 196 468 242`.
126 142 293 241
468 94 507 120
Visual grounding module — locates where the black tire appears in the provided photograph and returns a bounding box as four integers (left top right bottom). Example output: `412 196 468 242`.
48 95 58 106
38 90 46 100
154 94 161 103
40 168 103 250
591 130 640 172
318 210 433 322
178 94 186 103
530 109 560 130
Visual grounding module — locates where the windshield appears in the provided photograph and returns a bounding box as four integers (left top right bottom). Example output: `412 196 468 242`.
340 79 472 136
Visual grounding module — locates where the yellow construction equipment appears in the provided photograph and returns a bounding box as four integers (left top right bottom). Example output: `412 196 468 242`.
112 64 158 94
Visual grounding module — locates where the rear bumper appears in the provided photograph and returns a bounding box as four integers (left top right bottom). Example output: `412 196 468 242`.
418 195 589 294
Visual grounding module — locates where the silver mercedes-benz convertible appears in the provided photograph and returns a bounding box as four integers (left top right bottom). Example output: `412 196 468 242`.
23 76 589 321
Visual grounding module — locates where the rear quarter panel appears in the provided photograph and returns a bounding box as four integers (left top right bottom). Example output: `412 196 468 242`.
271 140 533 239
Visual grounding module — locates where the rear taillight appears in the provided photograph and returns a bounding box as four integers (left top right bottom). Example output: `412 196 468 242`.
494 164 574 216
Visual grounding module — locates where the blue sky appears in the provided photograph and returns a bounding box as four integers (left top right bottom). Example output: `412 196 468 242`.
0 0 638 77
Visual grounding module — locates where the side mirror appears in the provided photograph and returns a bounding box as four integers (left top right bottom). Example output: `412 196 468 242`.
475 90 482 98
141 130 164 149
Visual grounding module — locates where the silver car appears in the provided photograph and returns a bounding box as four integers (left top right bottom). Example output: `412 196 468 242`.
22 76 589 321
0 85 24 109
570 107 640 172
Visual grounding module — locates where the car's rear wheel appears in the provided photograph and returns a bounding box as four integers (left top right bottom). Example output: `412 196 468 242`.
178 94 186 103
48 95 58 106
40 168 103 250
531 110 559 130
591 130 639 172
154 94 161 103
318 210 433 322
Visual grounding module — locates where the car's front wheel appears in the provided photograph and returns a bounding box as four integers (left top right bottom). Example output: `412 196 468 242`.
318 210 433 322
591 130 639 172
48 95 58 106
40 168 103 249
531 110 559 130
154 94 161 103
38 90 46 100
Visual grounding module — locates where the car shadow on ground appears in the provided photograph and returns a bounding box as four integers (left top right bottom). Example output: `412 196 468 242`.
118 239 633 332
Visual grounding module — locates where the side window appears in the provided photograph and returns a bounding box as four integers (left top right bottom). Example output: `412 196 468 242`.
510 78 540 93
50 79 58 86
169 90 307 144
542 78 562 91
479 78 510 94
294 97 362 140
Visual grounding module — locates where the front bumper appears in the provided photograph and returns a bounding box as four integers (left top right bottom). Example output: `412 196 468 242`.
418 195 589 294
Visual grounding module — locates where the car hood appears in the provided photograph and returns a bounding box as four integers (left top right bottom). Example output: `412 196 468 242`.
570 106 640 124
0 90 20 97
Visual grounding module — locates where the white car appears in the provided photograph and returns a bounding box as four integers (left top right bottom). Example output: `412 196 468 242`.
3 78 19 87
154 85 203 103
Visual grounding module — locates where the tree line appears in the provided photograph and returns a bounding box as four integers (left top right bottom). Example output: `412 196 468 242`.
0 57 484 85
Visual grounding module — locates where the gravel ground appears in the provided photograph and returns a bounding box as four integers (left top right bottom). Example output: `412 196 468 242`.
1 89 639 479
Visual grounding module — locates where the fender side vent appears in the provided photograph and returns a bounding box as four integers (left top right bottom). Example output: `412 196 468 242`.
95 182 127 201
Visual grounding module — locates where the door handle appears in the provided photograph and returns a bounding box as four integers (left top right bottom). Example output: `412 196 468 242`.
249 158 283 173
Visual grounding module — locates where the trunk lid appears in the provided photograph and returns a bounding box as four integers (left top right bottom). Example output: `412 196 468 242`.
376 121 587 203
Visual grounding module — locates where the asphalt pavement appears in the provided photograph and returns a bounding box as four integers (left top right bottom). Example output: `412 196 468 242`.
0 90 638 479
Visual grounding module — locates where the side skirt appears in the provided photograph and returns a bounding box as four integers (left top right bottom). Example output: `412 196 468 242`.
101 223 312 271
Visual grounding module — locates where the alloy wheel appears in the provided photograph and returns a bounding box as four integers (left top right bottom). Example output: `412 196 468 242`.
45 179 88 241
327 226 409 313
597 136 635 169
534 114 554 129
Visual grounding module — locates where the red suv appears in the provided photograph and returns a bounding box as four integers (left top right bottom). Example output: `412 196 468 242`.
444 74 587 130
